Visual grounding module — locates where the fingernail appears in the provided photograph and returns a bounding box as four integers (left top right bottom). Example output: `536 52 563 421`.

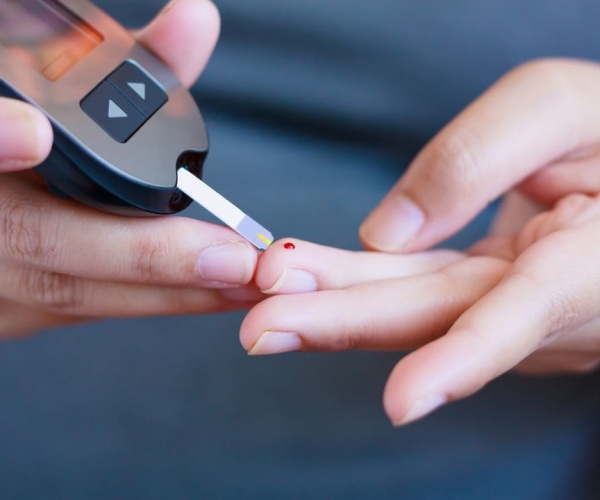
248 331 303 356
360 194 425 252
393 395 447 426
262 268 318 295
198 242 255 286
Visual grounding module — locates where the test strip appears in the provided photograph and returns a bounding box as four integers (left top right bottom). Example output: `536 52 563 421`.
177 168 273 250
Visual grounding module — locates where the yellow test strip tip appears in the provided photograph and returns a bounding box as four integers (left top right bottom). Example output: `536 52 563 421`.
177 169 274 250
257 233 273 247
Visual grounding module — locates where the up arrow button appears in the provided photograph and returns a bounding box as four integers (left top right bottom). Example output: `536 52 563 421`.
128 82 146 100
108 61 168 118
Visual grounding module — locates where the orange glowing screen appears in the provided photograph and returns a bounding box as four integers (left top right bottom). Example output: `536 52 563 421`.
0 0 103 81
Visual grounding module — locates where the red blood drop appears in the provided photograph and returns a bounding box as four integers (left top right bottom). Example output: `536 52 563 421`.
284 242 296 250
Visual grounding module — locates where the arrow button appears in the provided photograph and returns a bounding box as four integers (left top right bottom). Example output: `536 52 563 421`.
128 82 146 100
108 61 168 118
108 100 128 119
81 81 145 143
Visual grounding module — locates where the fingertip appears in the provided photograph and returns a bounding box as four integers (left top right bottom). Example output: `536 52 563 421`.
260 237 305 258
383 362 451 427
239 295 284 351
382 353 441 426
256 238 318 293
0 99 53 172
382 334 487 426
389 395 448 427
239 288 324 353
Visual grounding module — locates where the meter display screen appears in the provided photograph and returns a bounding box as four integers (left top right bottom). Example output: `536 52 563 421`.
0 0 103 81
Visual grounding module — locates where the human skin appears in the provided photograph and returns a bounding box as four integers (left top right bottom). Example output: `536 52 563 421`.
0 0 261 338
241 59 600 426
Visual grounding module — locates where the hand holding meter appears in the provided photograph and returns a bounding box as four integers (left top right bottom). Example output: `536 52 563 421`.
0 0 273 249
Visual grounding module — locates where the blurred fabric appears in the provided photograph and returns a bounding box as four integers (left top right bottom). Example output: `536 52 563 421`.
0 1 599 498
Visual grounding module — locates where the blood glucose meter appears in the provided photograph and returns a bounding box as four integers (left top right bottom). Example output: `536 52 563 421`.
0 0 273 249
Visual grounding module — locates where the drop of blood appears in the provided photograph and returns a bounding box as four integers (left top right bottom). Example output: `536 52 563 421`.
284 242 296 250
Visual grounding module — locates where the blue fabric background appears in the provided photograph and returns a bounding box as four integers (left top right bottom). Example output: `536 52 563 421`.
0 1 599 498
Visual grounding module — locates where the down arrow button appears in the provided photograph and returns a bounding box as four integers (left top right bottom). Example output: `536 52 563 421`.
108 100 128 119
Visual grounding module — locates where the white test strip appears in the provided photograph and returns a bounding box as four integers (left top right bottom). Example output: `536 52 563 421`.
177 168 273 250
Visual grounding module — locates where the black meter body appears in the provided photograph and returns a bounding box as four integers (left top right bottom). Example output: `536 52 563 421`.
0 0 208 216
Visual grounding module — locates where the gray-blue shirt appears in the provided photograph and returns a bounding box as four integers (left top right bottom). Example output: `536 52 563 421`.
0 2 598 498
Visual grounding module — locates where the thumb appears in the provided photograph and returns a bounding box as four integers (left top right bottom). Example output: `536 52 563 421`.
0 98 52 172
137 0 221 88
360 59 600 252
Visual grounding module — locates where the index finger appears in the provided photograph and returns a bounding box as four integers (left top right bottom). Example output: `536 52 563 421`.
0 174 258 288
360 59 600 252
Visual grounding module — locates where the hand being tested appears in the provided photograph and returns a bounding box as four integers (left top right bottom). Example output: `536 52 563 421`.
242 59 600 426
0 0 260 338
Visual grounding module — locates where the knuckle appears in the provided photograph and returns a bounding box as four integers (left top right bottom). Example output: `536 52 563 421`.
516 211 561 252
0 194 57 265
511 58 572 90
435 268 472 328
512 58 561 78
540 296 582 343
509 58 582 109
507 267 587 345
343 332 363 351
542 307 580 342
554 193 595 218
552 193 600 229
339 288 382 351
131 229 173 282
21 268 85 312
423 127 485 193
